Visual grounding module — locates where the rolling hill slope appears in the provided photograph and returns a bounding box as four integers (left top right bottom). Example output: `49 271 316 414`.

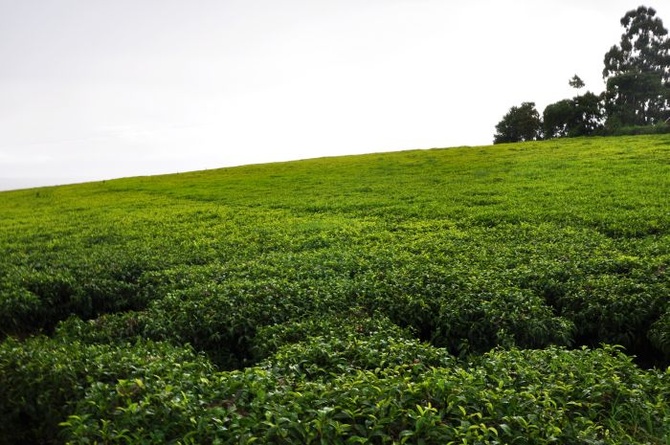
1 135 669 443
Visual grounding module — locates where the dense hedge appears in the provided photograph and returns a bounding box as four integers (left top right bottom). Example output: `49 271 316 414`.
1 336 668 444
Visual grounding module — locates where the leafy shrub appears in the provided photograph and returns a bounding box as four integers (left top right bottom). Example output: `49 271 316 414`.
649 311 670 356
250 312 410 360
0 249 161 339
0 336 212 444
54 311 151 345
58 345 670 444
261 328 452 380
432 289 575 354
0 285 44 338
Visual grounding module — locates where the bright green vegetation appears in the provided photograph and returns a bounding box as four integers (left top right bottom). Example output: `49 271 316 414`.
1 135 670 443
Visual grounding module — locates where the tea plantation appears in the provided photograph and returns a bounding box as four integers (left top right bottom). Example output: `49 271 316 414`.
1 135 669 443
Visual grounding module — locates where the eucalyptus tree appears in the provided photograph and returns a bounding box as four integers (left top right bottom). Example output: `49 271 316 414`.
603 6 670 127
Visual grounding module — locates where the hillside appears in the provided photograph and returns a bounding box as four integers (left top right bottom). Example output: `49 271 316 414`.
1 135 670 443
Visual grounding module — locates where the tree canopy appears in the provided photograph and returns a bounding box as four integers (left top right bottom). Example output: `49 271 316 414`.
493 102 542 144
603 6 670 80
569 74 585 89
493 5 670 143
543 91 604 139
603 6 670 126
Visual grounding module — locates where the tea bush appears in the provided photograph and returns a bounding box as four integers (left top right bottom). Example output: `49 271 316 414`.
1 135 670 442
0 336 212 444
56 345 669 444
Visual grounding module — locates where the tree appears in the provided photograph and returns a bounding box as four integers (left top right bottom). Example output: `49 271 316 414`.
543 75 605 139
543 92 604 139
572 91 605 136
493 102 542 144
603 6 670 127
543 99 574 138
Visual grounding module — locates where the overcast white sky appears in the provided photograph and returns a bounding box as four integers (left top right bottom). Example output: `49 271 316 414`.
0 0 663 190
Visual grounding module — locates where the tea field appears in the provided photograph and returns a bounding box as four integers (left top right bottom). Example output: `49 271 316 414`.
1 135 670 443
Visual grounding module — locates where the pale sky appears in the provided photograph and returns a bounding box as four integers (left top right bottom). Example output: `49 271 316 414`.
0 0 662 190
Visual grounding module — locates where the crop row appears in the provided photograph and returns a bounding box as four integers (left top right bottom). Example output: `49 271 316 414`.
2 333 668 444
2 213 668 366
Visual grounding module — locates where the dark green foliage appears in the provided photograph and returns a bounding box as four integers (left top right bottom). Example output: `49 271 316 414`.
543 99 574 138
609 121 670 136
262 329 453 380
0 337 212 444
543 75 605 139
605 71 670 128
493 102 543 144
574 92 604 134
250 313 411 361
0 245 162 337
649 311 670 355
569 74 586 89
603 6 670 127
55 345 670 444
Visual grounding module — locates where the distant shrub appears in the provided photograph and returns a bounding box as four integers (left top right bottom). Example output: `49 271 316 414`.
609 123 670 136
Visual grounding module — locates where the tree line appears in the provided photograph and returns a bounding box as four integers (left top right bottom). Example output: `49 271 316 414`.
494 6 670 144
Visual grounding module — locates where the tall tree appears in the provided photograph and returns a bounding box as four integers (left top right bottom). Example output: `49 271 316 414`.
603 6 670 127
493 102 542 144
